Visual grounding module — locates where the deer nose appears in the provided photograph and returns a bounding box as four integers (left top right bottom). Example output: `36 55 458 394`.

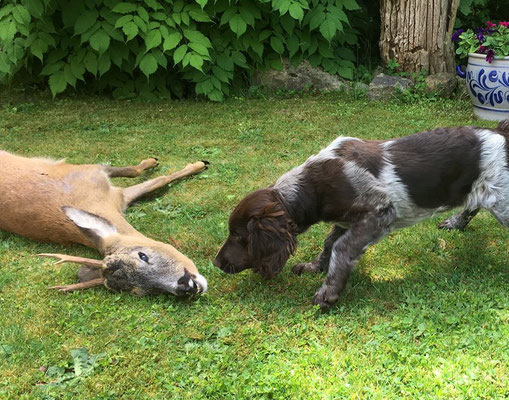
176 269 207 295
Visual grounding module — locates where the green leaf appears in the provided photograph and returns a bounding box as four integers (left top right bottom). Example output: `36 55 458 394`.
207 89 223 102
40 61 64 76
309 10 325 31
183 29 211 47
251 41 264 58
144 0 161 11
122 21 139 41
288 4 303 22
84 51 98 75
189 53 204 71
320 14 340 41
30 38 47 61
112 3 137 13
277 0 291 15
239 6 255 26
163 31 182 51
220 8 236 26
137 6 150 22
133 15 147 32
270 37 284 54
231 51 247 68
287 35 299 58
145 29 162 51
280 14 295 34
196 77 214 94
0 54 11 74
70 57 86 80
74 10 98 35
13 5 31 25
216 54 234 71
48 70 67 97
189 42 209 56
64 64 77 88
102 22 123 42
98 53 111 76
270 57 283 70
196 0 208 9
89 29 110 54
114 15 133 29
338 66 353 80
173 44 188 64
212 66 229 83
343 0 360 11
189 8 211 22
229 14 247 37
26 0 44 18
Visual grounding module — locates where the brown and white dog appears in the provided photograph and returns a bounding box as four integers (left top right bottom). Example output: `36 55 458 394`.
214 120 509 309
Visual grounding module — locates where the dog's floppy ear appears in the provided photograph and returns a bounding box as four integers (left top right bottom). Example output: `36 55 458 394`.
247 203 297 279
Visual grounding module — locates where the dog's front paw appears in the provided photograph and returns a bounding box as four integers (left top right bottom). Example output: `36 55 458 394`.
438 216 464 230
312 284 339 310
292 261 320 275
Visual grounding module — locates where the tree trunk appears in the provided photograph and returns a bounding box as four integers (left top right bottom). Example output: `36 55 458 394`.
380 0 460 74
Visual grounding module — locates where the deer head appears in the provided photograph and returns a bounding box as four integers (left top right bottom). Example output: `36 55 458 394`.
40 207 207 296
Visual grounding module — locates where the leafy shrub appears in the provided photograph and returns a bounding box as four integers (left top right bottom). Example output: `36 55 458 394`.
0 0 364 100
455 0 509 29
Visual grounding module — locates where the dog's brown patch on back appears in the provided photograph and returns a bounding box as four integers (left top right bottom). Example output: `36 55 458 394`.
389 127 482 208
336 140 385 177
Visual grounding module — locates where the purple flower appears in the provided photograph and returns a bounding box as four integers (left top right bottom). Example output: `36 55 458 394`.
451 28 464 42
476 31 485 42
477 45 488 54
486 49 495 63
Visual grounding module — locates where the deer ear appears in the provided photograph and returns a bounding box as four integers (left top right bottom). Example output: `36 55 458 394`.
62 207 117 245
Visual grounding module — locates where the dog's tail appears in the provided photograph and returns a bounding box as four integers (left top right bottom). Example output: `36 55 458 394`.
496 118 509 132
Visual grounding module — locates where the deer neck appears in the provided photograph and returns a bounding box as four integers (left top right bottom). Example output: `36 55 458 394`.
96 215 150 256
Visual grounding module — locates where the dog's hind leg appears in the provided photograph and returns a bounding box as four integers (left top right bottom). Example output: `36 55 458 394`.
292 225 346 275
438 208 480 230
313 208 396 310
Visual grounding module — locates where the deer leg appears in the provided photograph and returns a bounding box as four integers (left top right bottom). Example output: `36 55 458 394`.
103 158 159 178
49 278 105 293
122 161 207 208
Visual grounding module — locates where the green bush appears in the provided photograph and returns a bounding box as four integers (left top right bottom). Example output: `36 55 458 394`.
0 0 364 100
456 0 509 29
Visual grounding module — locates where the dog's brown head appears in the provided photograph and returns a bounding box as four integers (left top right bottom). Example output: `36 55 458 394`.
213 188 297 279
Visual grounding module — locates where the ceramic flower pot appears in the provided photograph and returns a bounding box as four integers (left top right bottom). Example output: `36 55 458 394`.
457 53 509 121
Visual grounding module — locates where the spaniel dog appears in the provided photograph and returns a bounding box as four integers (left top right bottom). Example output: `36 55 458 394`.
213 120 509 309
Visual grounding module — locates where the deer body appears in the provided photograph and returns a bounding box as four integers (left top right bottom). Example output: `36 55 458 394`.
0 150 208 296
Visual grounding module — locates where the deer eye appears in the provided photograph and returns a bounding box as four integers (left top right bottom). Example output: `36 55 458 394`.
138 252 149 262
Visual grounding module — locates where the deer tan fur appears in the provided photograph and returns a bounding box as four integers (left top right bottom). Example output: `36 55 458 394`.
0 150 208 296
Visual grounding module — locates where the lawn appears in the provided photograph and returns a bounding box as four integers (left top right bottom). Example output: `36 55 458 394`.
0 91 508 399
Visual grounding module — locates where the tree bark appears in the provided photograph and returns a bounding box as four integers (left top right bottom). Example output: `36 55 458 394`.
380 0 460 74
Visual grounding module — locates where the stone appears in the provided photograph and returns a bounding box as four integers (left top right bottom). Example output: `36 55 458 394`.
368 73 413 100
252 60 348 92
425 72 457 98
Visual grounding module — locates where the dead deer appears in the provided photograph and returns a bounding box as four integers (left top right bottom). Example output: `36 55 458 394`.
0 150 208 296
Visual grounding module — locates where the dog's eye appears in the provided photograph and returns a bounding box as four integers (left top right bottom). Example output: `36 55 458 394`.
138 252 149 262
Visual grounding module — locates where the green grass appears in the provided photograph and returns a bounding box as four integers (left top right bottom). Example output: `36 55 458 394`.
0 92 508 399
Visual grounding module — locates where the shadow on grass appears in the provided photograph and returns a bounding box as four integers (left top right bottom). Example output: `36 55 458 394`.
228 222 508 317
